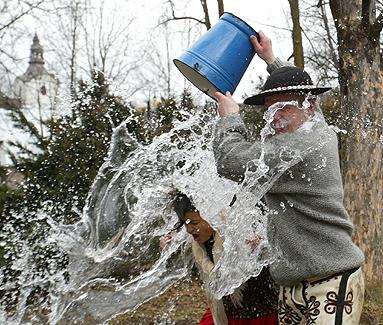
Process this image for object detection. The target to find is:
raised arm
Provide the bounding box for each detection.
[251,30,293,73]
[250,30,275,65]
[213,92,264,182]
[212,32,294,182]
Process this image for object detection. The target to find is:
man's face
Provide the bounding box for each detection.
[183,211,213,244]
[264,93,314,134]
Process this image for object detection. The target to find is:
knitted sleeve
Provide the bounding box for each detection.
[213,114,271,183]
[213,115,328,184]
[267,57,294,74]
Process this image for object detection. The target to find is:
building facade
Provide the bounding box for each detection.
[0,34,59,167]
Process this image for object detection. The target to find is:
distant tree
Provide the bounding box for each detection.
[145,22,175,98]
[2,72,198,220]
[0,70,137,315]
[0,167,23,232]
[4,70,131,219]
[179,89,196,112]
[136,90,196,144]
[80,1,143,95]
[299,0,339,85]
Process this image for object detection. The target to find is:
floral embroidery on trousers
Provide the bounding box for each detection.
[279,287,302,325]
[278,267,364,325]
[324,291,354,315]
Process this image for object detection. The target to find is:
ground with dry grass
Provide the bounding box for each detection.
[360,286,383,325]
[110,278,207,325]
[110,279,383,325]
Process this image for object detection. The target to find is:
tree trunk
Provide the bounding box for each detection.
[329,0,383,286]
[288,0,304,68]
[70,2,80,101]
[217,0,224,17]
[200,0,211,30]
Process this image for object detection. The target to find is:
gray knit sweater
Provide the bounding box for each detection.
[213,61,364,286]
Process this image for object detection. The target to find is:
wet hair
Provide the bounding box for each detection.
[172,192,197,230]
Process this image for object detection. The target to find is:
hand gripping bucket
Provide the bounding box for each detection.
[174,12,258,99]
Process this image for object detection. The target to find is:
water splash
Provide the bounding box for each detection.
[1,100,335,324]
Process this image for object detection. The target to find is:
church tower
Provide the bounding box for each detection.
[13,34,59,110]
[0,34,60,166]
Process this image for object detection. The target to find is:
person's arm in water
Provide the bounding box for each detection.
[159,234,173,251]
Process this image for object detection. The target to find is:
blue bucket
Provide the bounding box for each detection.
[174,12,258,99]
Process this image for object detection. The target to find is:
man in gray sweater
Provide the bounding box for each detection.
[213,31,365,325]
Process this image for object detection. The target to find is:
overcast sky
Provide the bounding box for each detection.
[6,0,295,102]
[130,0,294,101]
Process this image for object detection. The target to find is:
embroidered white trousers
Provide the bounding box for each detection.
[278,268,364,325]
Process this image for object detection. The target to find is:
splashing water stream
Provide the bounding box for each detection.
[1,100,336,324]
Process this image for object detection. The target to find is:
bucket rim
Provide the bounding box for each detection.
[220,12,258,37]
[173,58,222,100]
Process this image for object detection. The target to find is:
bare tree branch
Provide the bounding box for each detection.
[70,1,80,99]
[0,0,44,32]
[159,15,205,26]
[319,2,339,70]
[245,18,292,32]
[0,47,19,62]
[159,0,205,27]
[298,0,339,84]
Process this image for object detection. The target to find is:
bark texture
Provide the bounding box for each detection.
[329,0,383,286]
[288,0,305,68]
[217,0,224,17]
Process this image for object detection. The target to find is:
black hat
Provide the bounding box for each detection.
[244,66,332,105]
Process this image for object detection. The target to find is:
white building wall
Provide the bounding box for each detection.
[13,73,59,111]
